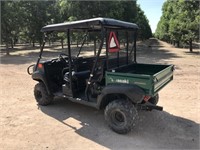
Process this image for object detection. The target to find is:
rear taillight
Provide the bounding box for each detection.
[38,63,43,69]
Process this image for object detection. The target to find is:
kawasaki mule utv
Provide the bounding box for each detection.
[27,18,174,134]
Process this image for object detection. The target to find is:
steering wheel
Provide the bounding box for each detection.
[59,53,69,63]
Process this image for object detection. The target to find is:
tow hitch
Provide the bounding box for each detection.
[138,102,163,111]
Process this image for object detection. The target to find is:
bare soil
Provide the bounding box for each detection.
[0,39,199,149]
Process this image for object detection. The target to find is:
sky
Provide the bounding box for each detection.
[137,0,166,33]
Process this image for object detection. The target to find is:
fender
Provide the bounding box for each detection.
[97,84,145,109]
[32,71,51,95]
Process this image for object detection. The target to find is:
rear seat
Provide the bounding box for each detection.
[73,57,94,72]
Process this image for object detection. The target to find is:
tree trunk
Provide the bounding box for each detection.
[94,39,96,56]
[61,39,64,49]
[6,42,9,55]
[77,40,79,47]
[11,39,14,48]
[14,38,16,46]
[32,40,35,47]
[177,41,180,48]
[14,37,17,46]
[189,39,193,52]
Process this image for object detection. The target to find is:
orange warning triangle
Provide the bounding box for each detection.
[108,32,120,53]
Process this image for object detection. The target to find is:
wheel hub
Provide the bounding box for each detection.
[111,110,125,126]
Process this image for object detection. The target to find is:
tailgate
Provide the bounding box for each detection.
[153,64,174,94]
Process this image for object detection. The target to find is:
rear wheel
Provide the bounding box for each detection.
[104,99,137,134]
[149,94,159,105]
[34,82,53,106]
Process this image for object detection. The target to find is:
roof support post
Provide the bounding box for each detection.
[85,27,106,100]
[67,29,73,93]
[116,31,119,67]
[126,31,129,64]
[35,33,47,71]
[134,31,137,63]
[106,29,109,70]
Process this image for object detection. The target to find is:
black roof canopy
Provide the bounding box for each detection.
[41,17,139,32]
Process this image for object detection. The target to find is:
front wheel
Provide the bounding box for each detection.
[34,82,53,106]
[104,99,138,134]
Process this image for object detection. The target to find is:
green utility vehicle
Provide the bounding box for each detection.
[27,18,174,134]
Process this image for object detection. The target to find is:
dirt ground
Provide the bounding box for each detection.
[0,39,199,149]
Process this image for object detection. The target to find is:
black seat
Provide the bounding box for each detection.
[72,70,90,92]
[64,70,90,93]
[72,70,90,80]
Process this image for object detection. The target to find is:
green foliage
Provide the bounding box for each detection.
[1,0,152,51]
[1,1,24,46]
[1,1,57,47]
[155,0,199,51]
[135,5,152,40]
[20,1,58,46]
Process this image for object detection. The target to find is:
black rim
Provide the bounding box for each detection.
[111,110,126,126]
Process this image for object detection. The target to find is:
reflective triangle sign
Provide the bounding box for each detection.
[108,32,120,52]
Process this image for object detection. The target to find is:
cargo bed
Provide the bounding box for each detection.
[106,63,174,96]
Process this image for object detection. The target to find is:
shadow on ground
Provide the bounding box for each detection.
[0,44,62,53]
[0,51,64,65]
[0,45,95,65]
[136,46,181,64]
[39,98,199,149]
[1,44,180,65]
[1,38,198,65]
[184,51,200,55]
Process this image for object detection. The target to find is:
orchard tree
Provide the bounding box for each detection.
[155,0,199,52]
[177,0,199,52]
[1,0,152,55]
[135,5,152,40]
[1,1,24,54]
[21,1,54,47]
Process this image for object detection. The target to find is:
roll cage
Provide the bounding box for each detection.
[36,17,139,100]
